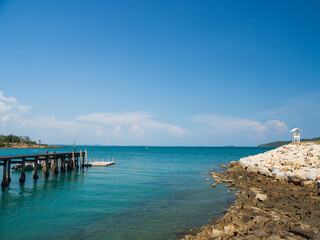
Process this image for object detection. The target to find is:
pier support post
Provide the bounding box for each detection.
[7,159,11,182]
[82,151,85,168]
[50,157,54,171]
[54,156,59,174]
[44,156,49,177]
[1,161,8,187]
[85,150,88,166]
[61,156,66,172]
[67,156,72,170]
[72,152,76,170]
[33,158,39,179]
[79,150,83,168]
[19,158,26,183]
[76,156,79,169]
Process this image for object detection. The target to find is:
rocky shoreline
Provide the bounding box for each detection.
[180,143,320,240]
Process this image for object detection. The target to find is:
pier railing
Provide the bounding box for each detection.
[0,150,88,187]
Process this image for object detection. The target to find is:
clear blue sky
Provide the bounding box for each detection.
[0,0,319,146]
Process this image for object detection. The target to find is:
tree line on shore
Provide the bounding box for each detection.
[0,134,48,148]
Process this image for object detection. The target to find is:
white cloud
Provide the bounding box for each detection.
[77,112,188,136]
[0,101,12,112]
[0,91,17,103]
[129,124,144,137]
[0,92,32,134]
[193,114,288,138]
[266,120,288,134]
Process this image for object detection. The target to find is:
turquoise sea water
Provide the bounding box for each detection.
[0,146,270,240]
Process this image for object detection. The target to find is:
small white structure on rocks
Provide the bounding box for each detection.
[290,128,302,143]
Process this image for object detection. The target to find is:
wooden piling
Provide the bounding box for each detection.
[19,158,26,183]
[51,157,55,171]
[67,156,72,170]
[54,156,59,174]
[44,156,49,177]
[61,156,66,172]
[72,151,75,169]
[33,158,39,179]
[76,156,79,169]
[7,159,11,182]
[1,160,8,187]
[85,150,88,165]
[79,150,82,168]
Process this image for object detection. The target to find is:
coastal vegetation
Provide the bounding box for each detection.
[0,134,48,148]
[258,137,320,147]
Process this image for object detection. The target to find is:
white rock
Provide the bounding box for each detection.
[259,167,270,176]
[256,193,268,201]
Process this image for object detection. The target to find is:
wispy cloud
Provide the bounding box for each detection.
[76,112,188,137]
[192,114,288,138]
[0,91,17,103]
[0,92,31,127]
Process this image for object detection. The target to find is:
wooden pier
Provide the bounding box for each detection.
[0,150,89,187]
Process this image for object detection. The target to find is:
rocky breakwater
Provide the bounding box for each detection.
[180,143,320,240]
[240,143,320,188]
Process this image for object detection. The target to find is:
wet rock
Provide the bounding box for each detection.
[221,164,227,168]
[229,161,237,167]
[211,183,217,187]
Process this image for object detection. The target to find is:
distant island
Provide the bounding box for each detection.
[0,134,61,149]
[258,137,320,147]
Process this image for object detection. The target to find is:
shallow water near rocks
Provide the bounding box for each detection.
[0,146,270,240]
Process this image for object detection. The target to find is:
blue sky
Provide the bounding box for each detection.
[0,0,319,146]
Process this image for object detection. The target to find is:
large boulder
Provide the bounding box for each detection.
[307,169,320,181]
[275,171,286,181]
[259,167,270,176]
[256,193,268,201]
[301,180,317,189]
[287,169,307,185]
[281,166,291,172]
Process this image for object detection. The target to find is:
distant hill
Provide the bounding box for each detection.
[258,137,320,147]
